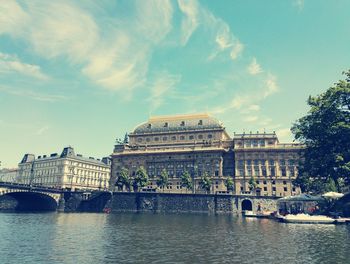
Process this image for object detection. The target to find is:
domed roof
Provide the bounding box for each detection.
[132,113,224,134]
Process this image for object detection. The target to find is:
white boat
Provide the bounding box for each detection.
[281,213,335,224]
[243,210,272,218]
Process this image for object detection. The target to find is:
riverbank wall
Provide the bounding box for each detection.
[109,192,279,214]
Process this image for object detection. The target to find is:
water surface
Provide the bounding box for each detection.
[0,213,349,264]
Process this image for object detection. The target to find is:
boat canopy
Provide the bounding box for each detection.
[278,194,325,202]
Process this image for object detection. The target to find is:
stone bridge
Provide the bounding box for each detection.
[0,182,63,211]
[0,182,112,212]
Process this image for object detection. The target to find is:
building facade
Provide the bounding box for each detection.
[0,168,19,183]
[111,114,234,193]
[111,114,302,197]
[18,147,111,191]
[233,133,302,197]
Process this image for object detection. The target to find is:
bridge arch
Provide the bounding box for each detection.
[1,191,58,211]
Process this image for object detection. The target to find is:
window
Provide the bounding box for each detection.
[146,138,150,142]
[264,187,267,191]
[283,181,287,185]
[198,135,203,139]
[189,135,194,140]
[270,168,275,177]
[281,168,286,176]
[284,187,288,192]
[180,135,185,140]
[208,134,213,139]
[171,136,176,141]
[162,137,168,141]
[154,137,159,141]
[263,181,267,185]
[272,187,276,191]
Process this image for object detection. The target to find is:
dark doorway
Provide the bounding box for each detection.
[242,199,253,211]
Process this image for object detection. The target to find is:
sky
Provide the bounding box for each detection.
[0,0,350,168]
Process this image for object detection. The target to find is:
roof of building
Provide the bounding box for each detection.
[19,147,110,167]
[132,113,224,134]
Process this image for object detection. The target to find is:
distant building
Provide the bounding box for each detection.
[0,168,19,183]
[111,113,234,193]
[18,147,111,191]
[111,113,302,197]
[233,132,302,197]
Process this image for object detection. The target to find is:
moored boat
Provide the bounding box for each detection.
[243,210,272,218]
[281,213,335,224]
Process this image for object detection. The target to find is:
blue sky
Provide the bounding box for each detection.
[0,0,349,168]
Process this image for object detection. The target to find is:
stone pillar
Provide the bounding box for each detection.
[219,157,223,177]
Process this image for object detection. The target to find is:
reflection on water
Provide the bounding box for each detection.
[0,213,349,264]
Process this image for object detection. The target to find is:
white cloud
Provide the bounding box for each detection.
[276,128,293,141]
[247,58,263,75]
[149,72,181,111]
[26,1,99,63]
[177,0,199,45]
[244,116,258,123]
[205,12,244,61]
[0,0,174,93]
[293,0,304,11]
[0,0,29,36]
[240,104,260,114]
[0,52,48,80]
[230,41,244,60]
[35,126,49,135]
[0,85,67,102]
[264,74,279,97]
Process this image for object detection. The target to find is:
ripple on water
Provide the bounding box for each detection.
[0,213,349,264]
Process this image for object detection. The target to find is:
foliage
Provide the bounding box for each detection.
[156,169,169,191]
[132,166,149,192]
[199,172,212,193]
[292,70,350,193]
[180,170,193,190]
[225,177,234,192]
[248,176,257,191]
[115,167,131,191]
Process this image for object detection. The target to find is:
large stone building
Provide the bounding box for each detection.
[18,147,111,191]
[111,114,234,193]
[111,113,302,197]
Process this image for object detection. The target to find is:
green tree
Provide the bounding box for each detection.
[199,172,212,193]
[225,177,234,192]
[115,167,131,191]
[292,70,350,193]
[156,169,169,192]
[180,170,193,191]
[248,176,257,192]
[133,166,149,192]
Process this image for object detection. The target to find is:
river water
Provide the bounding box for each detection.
[0,213,349,264]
